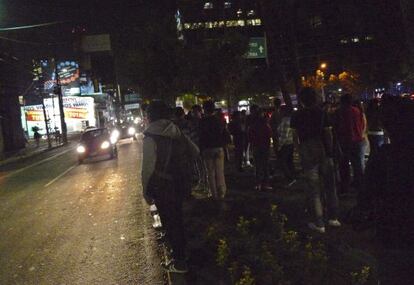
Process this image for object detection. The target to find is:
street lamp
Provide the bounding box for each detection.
[320,62,327,69]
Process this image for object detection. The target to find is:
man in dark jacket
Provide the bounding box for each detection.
[249,108,272,190]
[228,111,246,172]
[291,88,340,233]
[199,100,227,199]
[142,101,199,273]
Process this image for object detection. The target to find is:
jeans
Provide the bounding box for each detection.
[278,144,295,181]
[253,146,270,185]
[202,148,227,199]
[299,139,339,226]
[339,141,365,193]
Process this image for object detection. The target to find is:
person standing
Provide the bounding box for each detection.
[359,96,414,284]
[366,98,385,158]
[291,87,340,233]
[277,105,296,186]
[142,101,199,273]
[228,111,246,172]
[33,127,41,147]
[270,98,283,156]
[334,94,366,194]
[199,100,227,199]
[249,108,272,191]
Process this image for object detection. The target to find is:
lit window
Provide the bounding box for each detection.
[226,20,238,27]
[204,2,213,9]
[247,10,255,17]
[237,20,245,26]
[352,37,360,43]
[184,23,191,30]
[206,22,213,29]
[249,18,262,26]
[237,9,243,17]
[218,21,225,27]
[224,1,232,9]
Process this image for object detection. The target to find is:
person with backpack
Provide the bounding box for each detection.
[290,88,340,233]
[142,101,199,273]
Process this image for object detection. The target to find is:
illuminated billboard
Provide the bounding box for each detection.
[33,59,81,96]
[21,96,96,137]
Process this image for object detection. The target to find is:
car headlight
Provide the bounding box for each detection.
[110,135,118,144]
[77,145,86,153]
[128,127,136,135]
[134,117,142,124]
[101,141,110,149]
[111,129,120,139]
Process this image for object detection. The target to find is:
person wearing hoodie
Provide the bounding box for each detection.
[142,101,199,274]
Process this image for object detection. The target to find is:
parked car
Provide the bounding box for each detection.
[77,128,117,164]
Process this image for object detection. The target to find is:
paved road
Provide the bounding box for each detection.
[0,137,164,285]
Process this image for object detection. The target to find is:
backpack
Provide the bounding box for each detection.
[146,132,192,199]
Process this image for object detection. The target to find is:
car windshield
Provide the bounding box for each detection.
[81,129,107,141]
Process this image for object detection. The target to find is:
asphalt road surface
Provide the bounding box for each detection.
[0,136,164,285]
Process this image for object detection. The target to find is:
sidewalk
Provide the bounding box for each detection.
[0,133,81,167]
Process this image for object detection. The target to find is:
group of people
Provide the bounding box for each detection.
[141,100,231,273]
[141,89,413,281]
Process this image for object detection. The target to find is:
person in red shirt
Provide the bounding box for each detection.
[249,108,272,191]
[334,94,366,194]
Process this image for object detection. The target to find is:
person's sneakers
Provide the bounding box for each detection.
[328,219,342,227]
[162,259,188,274]
[308,222,326,233]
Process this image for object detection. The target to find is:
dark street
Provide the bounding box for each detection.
[0,137,163,285]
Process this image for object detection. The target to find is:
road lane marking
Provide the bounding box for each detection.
[44,164,76,188]
[2,147,74,179]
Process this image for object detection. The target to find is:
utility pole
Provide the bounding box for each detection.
[55,63,68,144]
[41,98,52,149]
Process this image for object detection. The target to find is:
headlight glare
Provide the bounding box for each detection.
[101,141,110,149]
[128,127,136,135]
[77,145,86,153]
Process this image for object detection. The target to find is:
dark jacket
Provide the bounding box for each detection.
[248,117,272,148]
[142,120,199,202]
[199,115,225,151]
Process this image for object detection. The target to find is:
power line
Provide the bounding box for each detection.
[0,35,70,46]
[0,21,67,32]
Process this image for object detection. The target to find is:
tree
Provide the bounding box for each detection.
[258,0,295,109]
[175,31,253,108]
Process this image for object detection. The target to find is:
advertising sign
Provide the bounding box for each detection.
[22,96,96,137]
[33,59,81,96]
[81,34,111,53]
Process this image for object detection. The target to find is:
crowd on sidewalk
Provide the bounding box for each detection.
[140,88,414,283]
